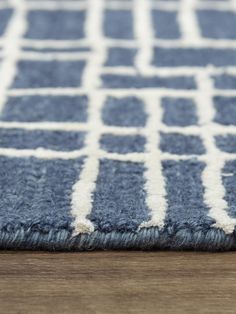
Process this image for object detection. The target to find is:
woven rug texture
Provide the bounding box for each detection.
[0,0,236,250]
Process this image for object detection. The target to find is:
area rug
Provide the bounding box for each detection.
[1,0,236,251]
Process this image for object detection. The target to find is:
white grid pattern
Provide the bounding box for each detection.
[0,0,27,113]
[71,0,105,235]
[196,72,236,234]
[0,0,235,235]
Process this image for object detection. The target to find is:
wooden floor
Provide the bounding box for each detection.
[0,251,236,314]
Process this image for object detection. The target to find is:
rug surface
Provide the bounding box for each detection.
[1,0,236,250]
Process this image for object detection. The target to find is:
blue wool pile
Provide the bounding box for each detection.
[0,0,236,250]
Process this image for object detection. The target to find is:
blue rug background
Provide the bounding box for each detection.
[0,0,236,250]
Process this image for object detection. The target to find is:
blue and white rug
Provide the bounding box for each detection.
[0,0,236,250]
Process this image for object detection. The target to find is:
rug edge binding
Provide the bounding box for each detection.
[0,225,235,251]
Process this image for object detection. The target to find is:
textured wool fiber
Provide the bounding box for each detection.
[0,0,236,250]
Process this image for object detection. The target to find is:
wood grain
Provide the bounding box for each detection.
[0,251,236,314]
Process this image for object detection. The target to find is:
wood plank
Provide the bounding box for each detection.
[0,251,236,314]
